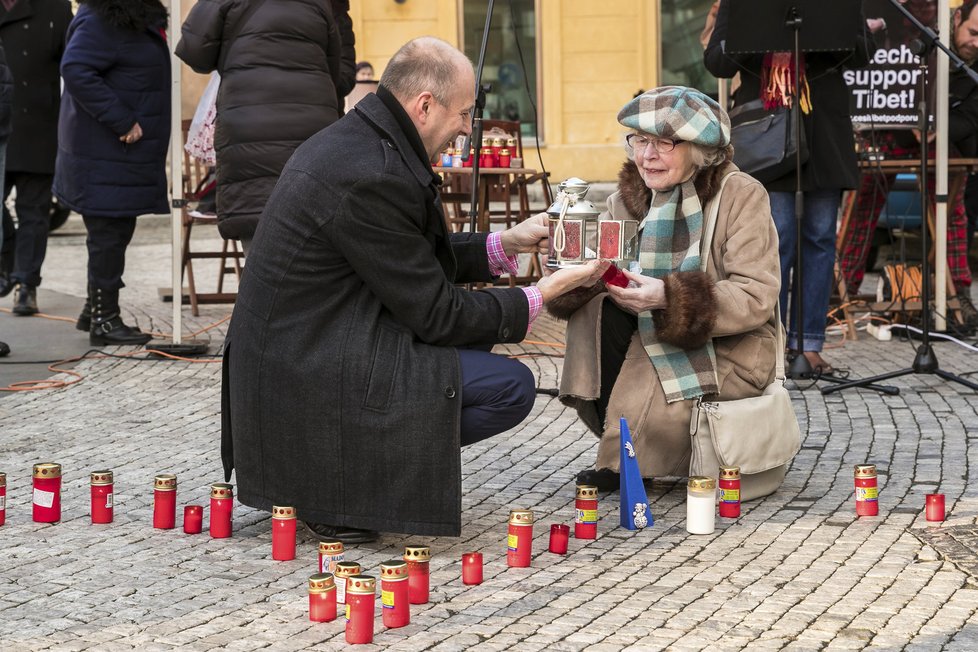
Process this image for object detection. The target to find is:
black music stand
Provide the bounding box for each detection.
[822,0,978,395]
[727,0,897,395]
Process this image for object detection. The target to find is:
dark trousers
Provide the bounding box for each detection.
[82,215,137,290]
[458,348,536,446]
[596,300,638,427]
[2,172,54,287]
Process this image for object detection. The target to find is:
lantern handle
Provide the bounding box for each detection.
[551,191,573,256]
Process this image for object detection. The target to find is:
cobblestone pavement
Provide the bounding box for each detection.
[1,216,978,651]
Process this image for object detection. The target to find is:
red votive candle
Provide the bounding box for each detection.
[404,545,430,604]
[854,465,879,517]
[309,573,337,622]
[380,559,410,629]
[334,561,361,606]
[319,539,344,574]
[549,523,570,554]
[575,484,598,539]
[33,462,62,523]
[0,472,7,526]
[90,470,113,524]
[719,466,741,518]
[183,505,203,534]
[601,264,629,288]
[926,493,945,522]
[345,575,376,644]
[152,474,177,529]
[462,552,483,585]
[270,505,296,560]
[507,509,534,567]
[209,482,233,538]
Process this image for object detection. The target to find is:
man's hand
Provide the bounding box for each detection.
[605,268,666,314]
[499,212,549,256]
[536,259,610,303]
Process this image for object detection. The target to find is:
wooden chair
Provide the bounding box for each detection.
[180,119,243,315]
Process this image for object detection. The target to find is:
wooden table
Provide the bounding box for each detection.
[434,166,547,286]
[434,166,542,233]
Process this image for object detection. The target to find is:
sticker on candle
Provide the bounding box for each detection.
[856,486,878,501]
[507,534,518,551]
[33,488,54,508]
[336,581,346,604]
[105,494,114,508]
[576,509,597,524]
[345,604,351,622]
[382,590,394,609]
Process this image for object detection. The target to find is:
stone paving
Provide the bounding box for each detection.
[1,216,978,650]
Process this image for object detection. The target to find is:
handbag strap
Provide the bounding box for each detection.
[217,0,269,73]
[700,170,786,381]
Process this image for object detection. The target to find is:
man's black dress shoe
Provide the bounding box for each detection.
[303,520,379,544]
[0,341,9,357]
[12,284,37,316]
[576,467,621,492]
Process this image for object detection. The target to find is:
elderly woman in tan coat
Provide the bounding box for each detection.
[551,86,782,491]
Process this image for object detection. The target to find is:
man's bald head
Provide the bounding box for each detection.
[380,37,474,105]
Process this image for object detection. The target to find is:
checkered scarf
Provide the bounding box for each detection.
[637,181,719,403]
[619,86,728,402]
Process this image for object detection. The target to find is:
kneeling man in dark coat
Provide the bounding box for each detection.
[222,36,606,543]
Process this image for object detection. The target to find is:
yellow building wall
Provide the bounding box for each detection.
[174,0,660,182]
[351,0,659,182]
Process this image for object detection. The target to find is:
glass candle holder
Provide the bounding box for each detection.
[462,552,483,585]
[271,505,296,561]
[925,493,945,522]
[549,523,570,554]
[183,505,203,534]
[345,575,376,644]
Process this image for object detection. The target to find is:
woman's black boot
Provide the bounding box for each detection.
[76,285,92,332]
[90,287,151,346]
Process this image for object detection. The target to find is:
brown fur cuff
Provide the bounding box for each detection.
[545,283,606,321]
[651,271,717,349]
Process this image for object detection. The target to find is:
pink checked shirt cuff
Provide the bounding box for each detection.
[485,232,542,325]
[523,286,543,324]
[486,232,519,276]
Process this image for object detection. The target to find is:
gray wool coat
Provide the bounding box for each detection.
[222,88,531,536]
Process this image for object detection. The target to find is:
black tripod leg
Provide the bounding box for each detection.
[934,369,978,391]
[816,374,901,395]
[820,367,914,395]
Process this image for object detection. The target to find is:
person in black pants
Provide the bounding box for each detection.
[0,0,72,315]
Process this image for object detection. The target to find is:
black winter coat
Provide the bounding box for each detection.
[52,0,170,218]
[222,89,531,536]
[0,0,72,174]
[0,42,14,142]
[176,0,356,240]
[704,0,876,193]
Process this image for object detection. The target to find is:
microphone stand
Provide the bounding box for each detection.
[823,0,978,394]
[467,0,495,234]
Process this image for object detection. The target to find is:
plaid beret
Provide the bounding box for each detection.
[617,86,731,148]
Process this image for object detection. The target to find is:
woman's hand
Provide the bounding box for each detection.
[499,212,549,256]
[605,268,666,314]
[537,259,610,303]
[120,122,143,145]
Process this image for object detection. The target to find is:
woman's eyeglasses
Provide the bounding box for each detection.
[626,133,679,154]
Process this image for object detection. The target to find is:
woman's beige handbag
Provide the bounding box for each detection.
[687,172,801,500]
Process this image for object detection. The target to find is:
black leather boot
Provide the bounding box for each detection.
[76,285,92,332]
[90,287,151,346]
[12,284,38,316]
